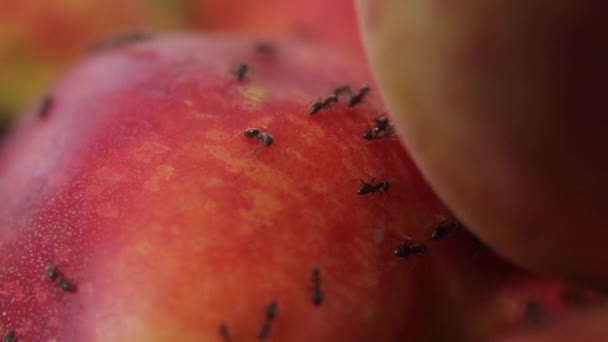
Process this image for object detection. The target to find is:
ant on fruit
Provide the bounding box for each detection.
[362,114,395,140]
[346,84,370,107]
[311,266,324,306]
[430,219,465,240]
[218,322,231,342]
[45,264,76,293]
[239,127,274,150]
[309,94,338,114]
[394,237,427,259]
[356,179,390,195]
[232,63,249,81]
[257,300,278,340]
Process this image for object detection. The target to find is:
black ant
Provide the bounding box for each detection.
[311,266,324,306]
[233,63,249,81]
[430,220,464,240]
[362,114,395,140]
[331,84,353,97]
[356,179,389,195]
[242,127,274,148]
[3,330,15,342]
[394,239,427,259]
[39,94,53,118]
[45,264,76,292]
[258,300,278,340]
[265,300,278,320]
[309,94,338,114]
[219,322,231,342]
[346,84,370,107]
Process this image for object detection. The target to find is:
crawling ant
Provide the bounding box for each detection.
[258,321,272,340]
[309,94,338,114]
[362,114,395,140]
[356,179,389,195]
[242,127,274,148]
[218,322,231,342]
[39,94,53,118]
[58,278,75,292]
[331,84,353,97]
[45,264,76,292]
[265,300,278,320]
[233,63,249,81]
[346,84,370,107]
[431,220,464,240]
[311,266,324,306]
[258,300,278,340]
[394,239,427,259]
[3,330,14,342]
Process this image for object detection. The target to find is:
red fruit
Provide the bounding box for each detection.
[0,34,601,341]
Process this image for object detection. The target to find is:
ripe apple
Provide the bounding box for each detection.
[0,33,600,341]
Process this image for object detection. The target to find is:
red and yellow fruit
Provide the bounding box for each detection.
[0,34,599,341]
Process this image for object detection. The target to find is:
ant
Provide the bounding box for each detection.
[311,266,324,306]
[331,84,353,97]
[394,238,427,259]
[233,63,249,81]
[309,94,338,114]
[356,179,389,195]
[218,322,231,342]
[362,115,395,140]
[346,84,370,107]
[3,330,15,342]
[45,264,76,293]
[258,300,278,340]
[430,220,464,240]
[241,127,274,148]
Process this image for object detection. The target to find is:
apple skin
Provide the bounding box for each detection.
[0,34,600,341]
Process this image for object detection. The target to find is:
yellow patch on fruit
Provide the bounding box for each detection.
[238,188,283,230]
[132,141,172,163]
[238,84,266,108]
[143,164,175,192]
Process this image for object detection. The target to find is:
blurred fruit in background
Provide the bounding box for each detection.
[0,0,359,125]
